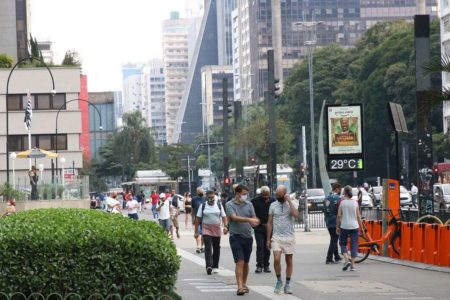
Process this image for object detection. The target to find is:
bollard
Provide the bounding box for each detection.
[438,225,450,267]
[424,224,439,265]
[411,223,426,263]
[400,222,413,261]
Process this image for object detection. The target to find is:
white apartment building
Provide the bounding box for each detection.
[146,59,167,145]
[162,14,192,144]
[0,67,84,183]
[122,69,149,118]
[441,0,450,133]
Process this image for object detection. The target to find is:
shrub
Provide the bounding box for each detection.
[0,53,13,68]
[0,209,180,298]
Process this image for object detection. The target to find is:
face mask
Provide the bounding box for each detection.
[240,195,248,201]
[277,196,284,202]
[198,193,204,197]
[207,197,215,203]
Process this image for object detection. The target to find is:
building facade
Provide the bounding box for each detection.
[88,92,115,161]
[233,0,438,104]
[201,65,234,130]
[0,68,84,183]
[146,59,167,145]
[162,13,192,144]
[0,0,31,61]
[442,0,450,133]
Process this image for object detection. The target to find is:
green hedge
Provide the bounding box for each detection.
[0,209,180,298]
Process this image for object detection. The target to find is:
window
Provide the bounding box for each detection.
[7,93,66,111]
[7,134,67,151]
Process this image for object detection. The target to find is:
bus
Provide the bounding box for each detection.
[121,170,177,196]
[229,164,294,195]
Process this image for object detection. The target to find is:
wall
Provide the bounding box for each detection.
[0,199,90,213]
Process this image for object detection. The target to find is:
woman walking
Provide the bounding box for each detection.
[337,185,364,271]
[184,192,192,228]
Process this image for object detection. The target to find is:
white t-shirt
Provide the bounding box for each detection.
[126,200,139,214]
[105,198,120,212]
[340,198,359,230]
[159,199,172,220]
[411,185,418,195]
[196,200,226,225]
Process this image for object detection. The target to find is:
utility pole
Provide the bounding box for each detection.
[234,101,244,182]
[267,49,278,194]
[302,126,310,232]
[222,78,230,192]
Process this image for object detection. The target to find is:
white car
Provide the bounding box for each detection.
[400,186,412,207]
[343,188,374,208]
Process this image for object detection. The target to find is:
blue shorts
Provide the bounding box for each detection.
[229,234,253,263]
[198,224,203,235]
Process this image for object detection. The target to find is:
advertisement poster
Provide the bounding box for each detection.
[328,105,363,155]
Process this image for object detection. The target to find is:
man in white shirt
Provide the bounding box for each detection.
[105,192,121,214]
[411,183,418,208]
[126,197,139,220]
[157,193,172,234]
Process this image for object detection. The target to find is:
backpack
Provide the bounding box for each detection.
[200,201,223,220]
[323,192,339,218]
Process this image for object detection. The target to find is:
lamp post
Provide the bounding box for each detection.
[5,56,55,184]
[294,20,323,188]
[10,152,17,189]
[55,99,103,172]
[60,157,66,190]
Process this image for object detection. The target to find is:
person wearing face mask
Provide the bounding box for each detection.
[251,186,274,274]
[194,190,228,275]
[192,187,206,253]
[266,185,299,295]
[226,185,260,296]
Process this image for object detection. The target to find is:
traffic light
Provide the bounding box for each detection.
[300,163,305,178]
[250,157,256,165]
[274,78,281,98]
[224,176,231,186]
[227,103,233,119]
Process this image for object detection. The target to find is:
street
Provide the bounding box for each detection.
[134,210,450,300]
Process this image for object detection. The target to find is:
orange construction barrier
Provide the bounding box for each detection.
[373,220,382,241]
[438,225,450,267]
[423,224,439,265]
[400,222,413,261]
[411,223,426,263]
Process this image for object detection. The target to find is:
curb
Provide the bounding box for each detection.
[367,255,450,274]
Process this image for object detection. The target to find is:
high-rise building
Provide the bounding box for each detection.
[441,0,450,133]
[201,65,234,130]
[146,59,167,146]
[172,0,238,144]
[162,13,192,144]
[233,0,438,104]
[122,67,148,116]
[0,0,31,61]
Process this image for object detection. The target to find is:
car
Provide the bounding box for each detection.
[357,188,374,208]
[433,184,450,212]
[400,186,412,207]
[300,188,325,210]
[371,186,383,206]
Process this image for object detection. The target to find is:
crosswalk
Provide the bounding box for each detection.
[184,278,237,293]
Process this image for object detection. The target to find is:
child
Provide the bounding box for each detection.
[5,199,16,216]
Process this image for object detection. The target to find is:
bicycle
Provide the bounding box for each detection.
[356,208,401,263]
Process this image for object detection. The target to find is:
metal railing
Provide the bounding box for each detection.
[361,207,450,223]
[294,209,326,229]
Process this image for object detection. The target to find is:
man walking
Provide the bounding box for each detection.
[192,187,206,253]
[150,190,159,219]
[266,185,299,294]
[157,193,172,235]
[411,182,418,208]
[323,183,342,264]
[169,190,180,239]
[226,185,260,296]
[251,186,274,273]
[194,190,228,275]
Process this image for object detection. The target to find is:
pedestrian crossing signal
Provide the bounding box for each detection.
[224,176,231,186]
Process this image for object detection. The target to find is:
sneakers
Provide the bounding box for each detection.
[255,267,263,273]
[326,260,338,264]
[264,266,272,273]
[342,261,351,271]
[212,268,219,274]
[274,280,283,294]
[335,256,343,263]
[284,284,293,294]
[196,248,201,254]
[350,266,356,271]
[200,247,205,253]
[206,267,212,275]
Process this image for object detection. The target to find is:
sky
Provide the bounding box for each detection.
[31,0,203,92]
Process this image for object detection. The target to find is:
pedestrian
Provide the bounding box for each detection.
[337,185,365,272]
[266,185,299,294]
[251,186,274,274]
[169,190,180,239]
[194,190,228,275]
[157,193,172,234]
[126,195,139,220]
[411,182,418,208]
[192,187,206,253]
[137,190,145,212]
[4,199,16,216]
[105,192,121,214]
[184,192,192,228]
[29,166,38,200]
[226,184,260,296]
[323,183,343,264]
[151,190,160,219]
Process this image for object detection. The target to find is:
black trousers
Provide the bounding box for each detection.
[254,229,270,268]
[327,227,340,261]
[203,235,221,269]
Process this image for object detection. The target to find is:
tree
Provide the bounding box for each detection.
[62,50,81,66]
[158,144,192,179]
[0,53,13,68]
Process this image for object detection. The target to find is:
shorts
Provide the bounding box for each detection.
[229,234,253,263]
[185,207,192,214]
[171,214,179,228]
[159,218,171,231]
[272,236,296,255]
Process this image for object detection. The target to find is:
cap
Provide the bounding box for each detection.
[256,188,261,195]
[159,193,166,199]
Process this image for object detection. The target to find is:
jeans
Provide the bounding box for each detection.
[326,227,340,261]
[203,235,221,269]
[31,184,38,200]
[254,228,270,268]
[128,213,139,220]
[339,229,359,258]
[152,204,159,219]
[412,195,417,207]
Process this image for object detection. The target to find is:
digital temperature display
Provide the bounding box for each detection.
[327,157,364,171]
